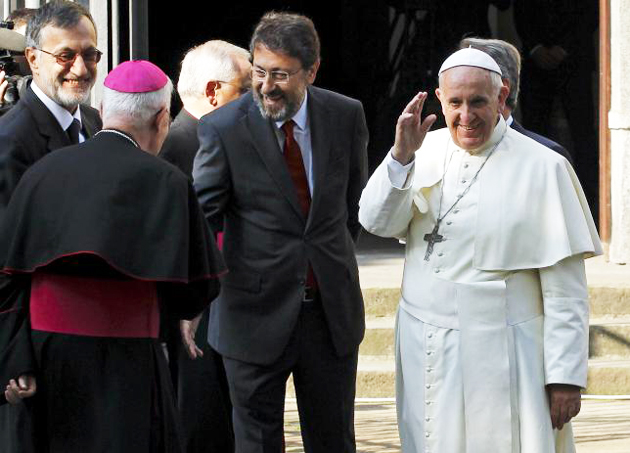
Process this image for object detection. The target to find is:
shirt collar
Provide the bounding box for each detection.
[31,80,82,132]
[506,115,514,127]
[275,90,308,131]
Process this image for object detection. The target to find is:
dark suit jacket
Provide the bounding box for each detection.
[159,108,199,178]
[510,119,574,165]
[193,86,369,365]
[0,86,102,221]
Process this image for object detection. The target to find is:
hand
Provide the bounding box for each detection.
[0,71,8,106]
[547,383,581,430]
[180,314,204,359]
[392,92,437,165]
[5,374,37,404]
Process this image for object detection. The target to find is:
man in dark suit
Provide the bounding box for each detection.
[161,40,250,177]
[0,1,101,221]
[193,11,368,453]
[0,2,101,451]
[460,37,574,164]
[160,39,251,453]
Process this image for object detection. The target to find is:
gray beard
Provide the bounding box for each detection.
[252,89,299,122]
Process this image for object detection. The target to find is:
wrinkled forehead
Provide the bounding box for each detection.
[439,66,496,93]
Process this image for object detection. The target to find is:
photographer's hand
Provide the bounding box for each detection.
[0,70,7,107]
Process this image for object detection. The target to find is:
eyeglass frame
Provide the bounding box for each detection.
[251,66,302,84]
[35,47,103,67]
[214,80,250,95]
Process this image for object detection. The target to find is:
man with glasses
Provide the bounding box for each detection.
[159,39,251,453]
[0,1,101,221]
[0,3,101,452]
[193,11,368,453]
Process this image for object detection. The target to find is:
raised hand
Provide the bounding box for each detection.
[392,92,437,165]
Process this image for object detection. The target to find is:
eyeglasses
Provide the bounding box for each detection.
[216,80,250,95]
[252,67,301,84]
[36,47,103,67]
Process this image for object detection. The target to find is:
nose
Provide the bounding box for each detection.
[70,54,89,77]
[260,75,276,94]
[459,103,474,124]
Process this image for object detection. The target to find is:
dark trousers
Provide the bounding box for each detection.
[223,299,359,453]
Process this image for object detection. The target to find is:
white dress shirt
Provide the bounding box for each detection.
[31,80,85,143]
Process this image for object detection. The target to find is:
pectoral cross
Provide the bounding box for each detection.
[424,223,444,261]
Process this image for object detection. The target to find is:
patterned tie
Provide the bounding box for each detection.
[67,118,81,145]
[281,120,310,217]
[281,120,317,291]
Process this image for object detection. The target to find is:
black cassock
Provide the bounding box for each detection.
[0,131,225,452]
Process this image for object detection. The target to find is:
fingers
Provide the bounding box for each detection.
[420,114,437,134]
[5,376,37,405]
[402,92,429,116]
[548,385,581,430]
[0,72,7,104]
[180,320,203,360]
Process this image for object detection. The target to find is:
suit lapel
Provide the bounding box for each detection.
[23,87,73,150]
[244,100,305,222]
[81,106,101,138]
[307,87,332,227]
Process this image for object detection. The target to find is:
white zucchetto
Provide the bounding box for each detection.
[438,47,502,76]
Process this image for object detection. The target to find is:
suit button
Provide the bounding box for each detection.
[299,279,305,285]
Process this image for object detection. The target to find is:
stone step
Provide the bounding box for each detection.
[361,287,630,319]
[338,357,630,398]
[286,355,630,399]
[360,316,630,359]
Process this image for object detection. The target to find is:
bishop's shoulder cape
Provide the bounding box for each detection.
[0,131,226,404]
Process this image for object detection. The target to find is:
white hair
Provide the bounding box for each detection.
[177,40,250,103]
[101,79,174,126]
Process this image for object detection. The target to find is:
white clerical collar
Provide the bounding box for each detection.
[275,90,308,131]
[31,80,82,132]
[506,115,514,127]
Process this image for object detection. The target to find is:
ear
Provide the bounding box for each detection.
[305,59,321,85]
[155,107,170,131]
[205,81,219,107]
[498,84,509,111]
[24,47,39,75]
[435,87,446,115]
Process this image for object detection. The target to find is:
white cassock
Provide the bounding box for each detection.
[359,116,602,453]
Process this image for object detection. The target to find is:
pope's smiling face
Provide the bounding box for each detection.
[436,66,507,152]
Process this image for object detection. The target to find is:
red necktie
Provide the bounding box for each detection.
[281,120,317,291]
[282,120,311,217]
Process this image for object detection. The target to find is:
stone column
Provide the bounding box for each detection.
[90,0,109,109]
[609,0,630,263]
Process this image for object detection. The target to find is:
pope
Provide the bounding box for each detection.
[359,48,602,452]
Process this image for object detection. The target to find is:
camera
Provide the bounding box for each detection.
[0,21,27,108]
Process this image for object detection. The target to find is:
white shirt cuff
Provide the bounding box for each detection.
[385,149,415,189]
